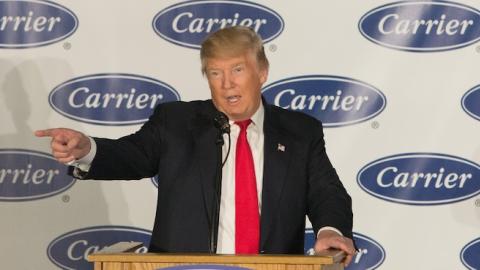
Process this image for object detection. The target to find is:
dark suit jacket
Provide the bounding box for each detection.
[81,99,353,254]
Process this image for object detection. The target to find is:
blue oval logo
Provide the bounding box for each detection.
[0,149,74,201]
[0,0,78,49]
[152,0,284,49]
[304,229,385,270]
[49,73,180,126]
[47,225,151,270]
[359,1,480,52]
[461,237,480,270]
[462,85,480,121]
[357,153,480,205]
[262,75,386,127]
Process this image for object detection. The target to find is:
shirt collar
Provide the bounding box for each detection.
[251,102,264,129]
[228,102,264,130]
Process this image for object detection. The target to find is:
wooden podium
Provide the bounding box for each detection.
[88,250,345,270]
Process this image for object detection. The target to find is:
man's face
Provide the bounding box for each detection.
[205,52,268,121]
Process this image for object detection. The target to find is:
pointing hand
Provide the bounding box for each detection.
[35,128,91,164]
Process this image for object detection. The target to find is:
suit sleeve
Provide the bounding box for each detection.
[306,121,353,239]
[81,104,167,180]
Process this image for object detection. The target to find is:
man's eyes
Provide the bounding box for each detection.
[208,70,220,77]
[207,66,244,77]
[233,66,244,73]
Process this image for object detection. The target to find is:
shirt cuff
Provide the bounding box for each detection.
[317,226,343,238]
[67,136,97,172]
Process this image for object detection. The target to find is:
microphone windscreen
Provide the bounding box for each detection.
[213,112,230,134]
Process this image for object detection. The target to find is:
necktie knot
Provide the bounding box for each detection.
[235,119,252,131]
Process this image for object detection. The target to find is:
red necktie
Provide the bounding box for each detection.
[235,120,260,254]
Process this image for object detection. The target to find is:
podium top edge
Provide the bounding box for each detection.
[88,250,345,264]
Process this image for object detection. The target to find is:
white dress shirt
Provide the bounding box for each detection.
[216,103,265,254]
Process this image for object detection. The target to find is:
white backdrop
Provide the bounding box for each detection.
[1,1,479,269]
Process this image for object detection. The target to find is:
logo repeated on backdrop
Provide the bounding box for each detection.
[461,237,480,270]
[0,149,74,201]
[47,225,151,270]
[0,0,78,48]
[304,229,385,270]
[357,153,480,205]
[359,1,480,52]
[49,73,180,126]
[461,84,480,121]
[262,75,386,127]
[152,0,284,49]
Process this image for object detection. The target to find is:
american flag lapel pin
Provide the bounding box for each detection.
[277,143,285,152]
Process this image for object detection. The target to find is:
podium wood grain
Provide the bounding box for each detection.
[88,250,345,270]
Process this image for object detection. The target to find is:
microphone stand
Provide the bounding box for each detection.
[210,112,231,254]
[210,130,224,253]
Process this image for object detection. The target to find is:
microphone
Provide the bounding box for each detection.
[213,111,230,135]
[212,111,231,164]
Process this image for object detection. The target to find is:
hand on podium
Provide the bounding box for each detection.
[314,230,356,267]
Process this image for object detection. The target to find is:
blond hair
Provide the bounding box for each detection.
[200,26,269,75]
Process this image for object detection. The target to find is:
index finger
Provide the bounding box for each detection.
[35,129,59,138]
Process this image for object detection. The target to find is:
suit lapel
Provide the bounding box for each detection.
[191,101,220,225]
[260,105,292,249]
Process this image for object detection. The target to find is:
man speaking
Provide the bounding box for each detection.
[36,26,356,266]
